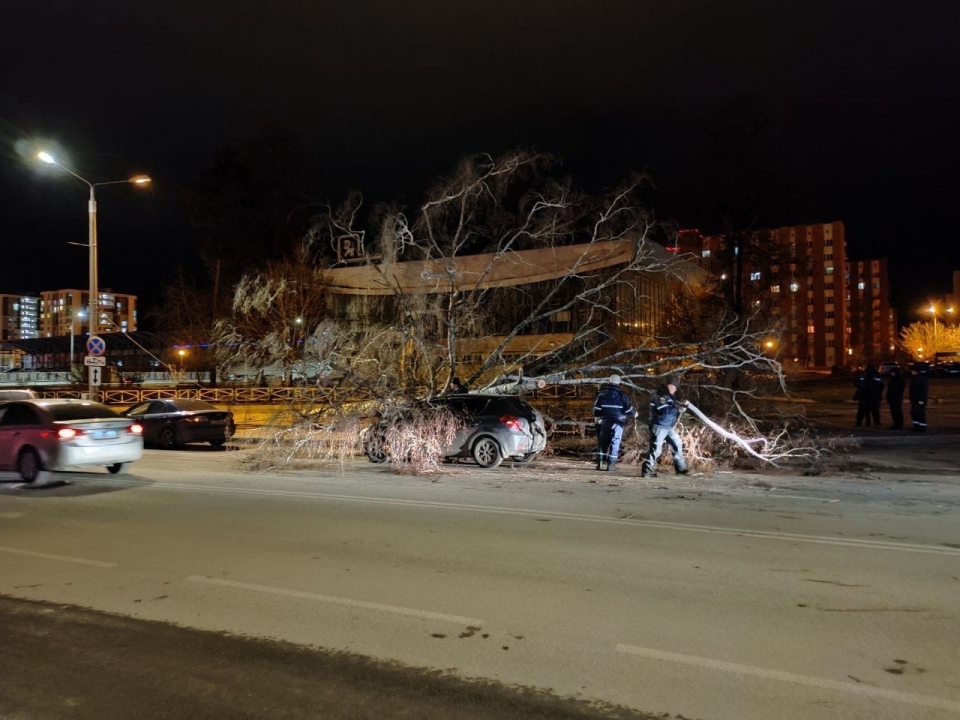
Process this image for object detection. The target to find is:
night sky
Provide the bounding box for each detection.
[1,1,956,323]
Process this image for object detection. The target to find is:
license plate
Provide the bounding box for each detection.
[93,430,118,440]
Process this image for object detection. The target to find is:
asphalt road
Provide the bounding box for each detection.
[1,448,959,720]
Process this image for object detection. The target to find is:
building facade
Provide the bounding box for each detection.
[38,289,137,338]
[699,221,895,368]
[0,294,40,341]
[846,258,897,361]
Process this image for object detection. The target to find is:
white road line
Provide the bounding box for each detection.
[0,545,116,568]
[615,644,960,713]
[187,575,483,626]
[99,478,960,557]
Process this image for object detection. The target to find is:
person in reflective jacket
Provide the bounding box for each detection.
[593,374,637,471]
[909,365,929,432]
[641,376,688,478]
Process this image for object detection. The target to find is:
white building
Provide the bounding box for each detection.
[39,289,137,337]
[0,294,40,340]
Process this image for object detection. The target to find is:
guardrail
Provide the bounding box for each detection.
[35,386,379,405]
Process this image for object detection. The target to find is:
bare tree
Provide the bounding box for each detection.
[900,321,960,360]
[220,151,805,468]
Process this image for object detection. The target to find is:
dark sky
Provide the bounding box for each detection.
[1,1,956,321]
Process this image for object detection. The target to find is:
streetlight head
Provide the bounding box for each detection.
[928,306,936,313]
[130,175,152,185]
[38,151,56,164]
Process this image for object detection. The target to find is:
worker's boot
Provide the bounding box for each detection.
[640,460,655,478]
[606,459,617,472]
[674,461,688,475]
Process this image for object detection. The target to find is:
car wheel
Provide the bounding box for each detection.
[159,426,179,449]
[107,462,131,475]
[471,437,503,469]
[17,448,46,483]
[209,438,226,448]
[514,452,538,463]
[366,431,388,463]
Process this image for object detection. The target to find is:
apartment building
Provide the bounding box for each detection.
[701,222,849,368]
[38,289,137,337]
[0,294,40,340]
[847,258,897,360]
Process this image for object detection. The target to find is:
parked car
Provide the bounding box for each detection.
[123,399,236,448]
[935,361,960,378]
[878,361,900,376]
[0,399,143,483]
[0,389,38,401]
[365,394,547,468]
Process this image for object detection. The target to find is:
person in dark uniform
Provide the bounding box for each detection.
[593,374,636,471]
[447,377,469,394]
[909,365,929,432]
[641,376,688,478]
[854,364,884,427]
[886,367,905,430]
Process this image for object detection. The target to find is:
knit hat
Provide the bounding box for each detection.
[609,374,621,385]
[665,375,680,388]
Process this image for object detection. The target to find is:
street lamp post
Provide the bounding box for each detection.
[37,151,150,401]
[927,304,955,361]
[67,309,86,379]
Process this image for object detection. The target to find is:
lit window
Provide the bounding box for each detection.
[750,272,761,281]
[807,325,816,334]
[825,266,834,275]
[858,281,865,290]
[771,285,781,293]
[702,250,711,258]
[790,282,799,292]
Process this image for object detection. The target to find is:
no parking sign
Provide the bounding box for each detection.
[86,335,106,357]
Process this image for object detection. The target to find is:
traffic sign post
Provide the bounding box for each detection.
[89,366,102,387]
[84,356,106,367]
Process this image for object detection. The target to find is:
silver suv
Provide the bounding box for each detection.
[365,394,547,468]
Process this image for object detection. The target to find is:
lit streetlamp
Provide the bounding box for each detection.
[927,304,955,358]
[37,151,151,400]
[68,308,86,378]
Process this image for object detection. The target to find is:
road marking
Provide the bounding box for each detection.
[187,575,483,626]
[615,644,960,713]
[99,478,960,557]
[0,545,116,568]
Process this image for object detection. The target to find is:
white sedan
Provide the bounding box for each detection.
[0,399,144,483]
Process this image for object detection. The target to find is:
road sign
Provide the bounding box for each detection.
[84,356,106,367]
[89,366,102,386]
[86,335,106,357]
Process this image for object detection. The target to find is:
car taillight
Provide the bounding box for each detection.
[128,423,144,435]
[58,427,82,440]
[181,415,209,423]
[500,415,523,431]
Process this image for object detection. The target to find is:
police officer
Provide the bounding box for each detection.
[641,376,688,477]
[909,364,929,432]
[886,367,905,430]
[593,374,637,471]
[854,364,884,427]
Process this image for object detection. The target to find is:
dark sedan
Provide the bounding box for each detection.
[123,399,235,449]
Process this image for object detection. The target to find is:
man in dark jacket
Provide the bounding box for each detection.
[641,376,688,477]
[909,365,930,432]
[854,364,884,427]
[593,374,636,471]
[886,367,905,430]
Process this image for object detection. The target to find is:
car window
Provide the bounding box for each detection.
[170,399,216,412]
[147,401,169,414]
[0,403,43,426]
[47,403,118,421]
[128,402,152,416]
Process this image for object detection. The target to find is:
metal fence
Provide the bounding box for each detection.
[35,386,378,406]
